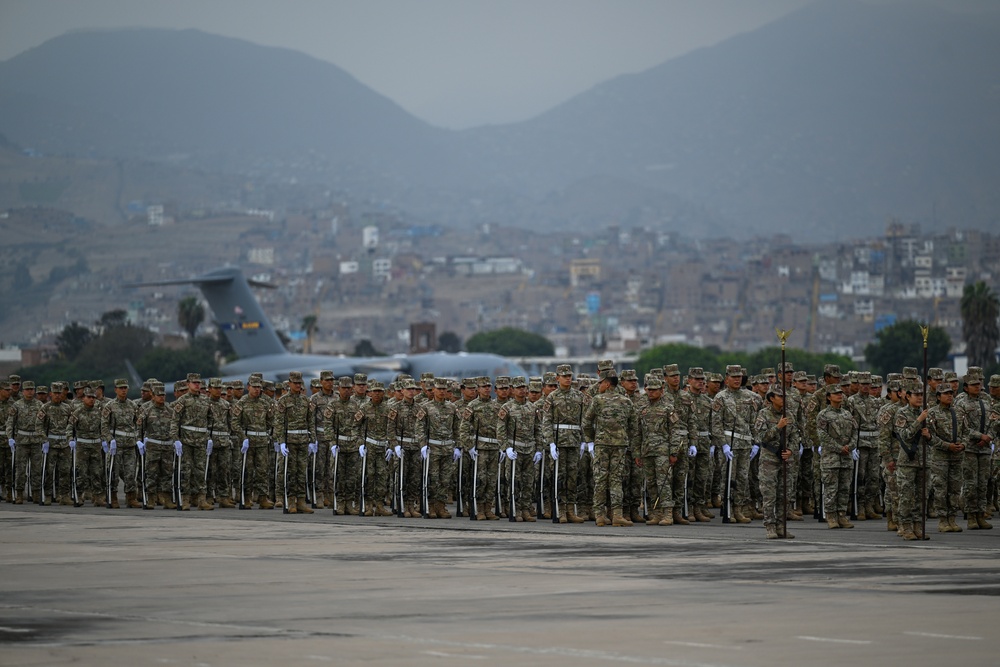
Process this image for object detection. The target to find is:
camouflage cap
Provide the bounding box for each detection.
[401,378,419,390]
[140,380,151,391]
[73,380,87,390]
[91,380,104,389]
[967,366,984,379]
[354,373,368,384]
[886,379,902,392]
[936,384,953,395]
[114,378,129,388]
[597,359,614,372]
[8,374,21,384]
[50,381,65,392]
[248,377,264,388]
[887,373,903,382]
[369,380,385,391]
[904,379,923,394]
[943,371,958,382]
[556,364,573,376]
[249,372,264,381]
[725,364,742,377]
[600,368,618,381]
[528,381,543,392]
[928,367,944,380]
[433,378,450,389]
[989,375,1000,388]
[338,376,354,388]
[964,374,982,385]
[449,380,461,393]
[82,386,95,397]
[420,372,435,381]
[511,376,527,388]
[644,374,663,389]
[708,372,724,383]
[649,368,664,378]
[619,369,638,381]
[857,372,871,384]
[825,384,843,396]
[310,378,321,388]
[687,367,705,379]
[319,370,334,381]
[806,374,817,383]
[663,364,680,377]
[870,375,882,387]
[902,367,918,379]
[396,374,413,382]
[847,371,859,383]
[287,371,303,383]
[208,377,223,388]
[152,384,166,396]
[461,378,477,388]
[263,380,275,391]
[792,370,808,382]
[761,367,775,377]
[543,372,557,385]
[839,377,851,388]
[186,372,201,383]
[36,385,48,394]
[823,364,842,378]
[494,376,511,388]
[779,362,794,372]
[21,380,35,390]
[752,374,766,385]
[0,381,9,391]
[766,383,785,397]
[231,379,243,390]
[476,376,491,387]
[173,381,185,392]
[529,375,542,384]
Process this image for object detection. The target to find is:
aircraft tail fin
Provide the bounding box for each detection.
[128,267,287,360]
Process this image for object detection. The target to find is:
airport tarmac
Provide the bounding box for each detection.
[1,503,998,666]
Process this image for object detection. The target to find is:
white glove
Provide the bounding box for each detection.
[330,444,338,458]
[359,444,367,458]
[137,441,146,456]
[7,438,14,450]
[506,447,517,460]
[241,439,249,453]
[206,440,213,456]
[750,444,759,459]
[580,442,587,454]
[110,439,119,455]
[280,443,289,457]
[710,445,715,457]
[533,451,543,464]
[818,446,822,455]
[308,442,318,454]
[587,442,595,455]
[799,444,804,456]
[384,448,393,462]
[550,442,559,460]
[42,441,50,454]
[69,440,76,450]
[421,445,429,460]
[469,447,478,461]
[688,445,697,457]
[851,449,859,461]
[453,447,462,461]
[722,444,733,461]
[174,440,183,457]
[394,445,402,458]
[102,441,109,454]
[273,441,281,453]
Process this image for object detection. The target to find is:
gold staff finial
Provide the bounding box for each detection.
[920,324,929,348]
[776,328,793,349]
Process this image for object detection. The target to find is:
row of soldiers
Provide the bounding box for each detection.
[4,364,999,540]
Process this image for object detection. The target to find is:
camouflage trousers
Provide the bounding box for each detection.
[473,449,500,511]
[75,443,104,501]
[623,449,642,510]
[577,446,594,509]
[732,447,753,506]
[1,442,13,496]
[108,445,139,496]
[759,452,791,527]
[427,446,453,504]
[711,446,724,499]
[781,444,800,510]
[671,454,691,514]
[553,445,582,508]
[857,446,880,508]
[280,442,309,499]
[334,445,361,506]
[963,451,991,514]
[13,443,38,498]
[749,453,761,504]
[643,453,674,512]
[46,446,73,501]
[691,447,712,507]
[593,445,627,515]
[315,440,333,500]
[931,452,963,517]
[180,443,208,497]
[206,445,233,501]
[881,460,899,518]
[820,456,852,515]
[799,448,815,509]
[268,446,284,501]
[812,447,824,508]
[503,451,536,513]
[895,463,927,524]
[143,444,174,501]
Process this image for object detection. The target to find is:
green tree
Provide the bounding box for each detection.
[465,328,554,357]
[56,322,93,361]
[864,320,951,377]
[438,331,462,353]
[301,314,319,354]
[98,309,128,330]
[961,281,999,369]
[177,296,205,339]
[353,339,385,357]
[75,325,156,379]
[136,336,219,380]
[636,343,854,379]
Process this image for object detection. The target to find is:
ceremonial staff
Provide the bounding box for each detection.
[920,324,930,541]
[777,328,793,539]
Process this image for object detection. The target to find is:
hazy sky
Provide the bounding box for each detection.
[1,0,994,129]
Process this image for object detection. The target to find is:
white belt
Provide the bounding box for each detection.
[477,437,499,444]
[337,434,352,442]
[17,430,40,437]
[428,438,455,446]
[512,440,531,448]
[287,429,310,435]
[48,435,67,440]
[366,437,389,446]
[556,424,580,430]
[859,431,877,437]
[181,425,208,433]
[113,430,137,437]
[675,429,689,436]
[145,438,170,445]
[697,431,711,437]
[724,430,753,442]
[315,427,326,432]
[398,436,417,444]
[210,431,229,437]
[246,430,269,437]
[77,438,101,444]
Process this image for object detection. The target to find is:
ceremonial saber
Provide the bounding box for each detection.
[38,448,48,506]
[509,452,517,523]
[360,448,367,516]
[239,449,250,510]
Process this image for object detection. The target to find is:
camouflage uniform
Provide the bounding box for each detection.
[67,391,105,505]
[0,383,13,501]
[846,374,881,519]
[354,381,392,515]
[39,384,73,504]
[686,369,714,520]
[876,385,904,529]
[540,366,588,522]
[753,385,800,537]
[894,396,930,536]
[274,372,317,512]
[205,384,234,506]
[102,381,142,507]
[138,386,177,507]
[424,380,461,517]
[956,378,992,526]
[816,387,858,526]
[583,371,639,525]
[230,379,274,507]
[926,391,964,528]
[710,367,759,521]
[169,374,213,509]
[388,382,427,516]
[5,383,43,503]
[324,379,360,513]
[496,378,542,520]
[636,376,682,525]
[310,371,337,507]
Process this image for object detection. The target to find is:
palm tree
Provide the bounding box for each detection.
[961,281,1000,368]
[178,296,205,339]
[301,314,318,354]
